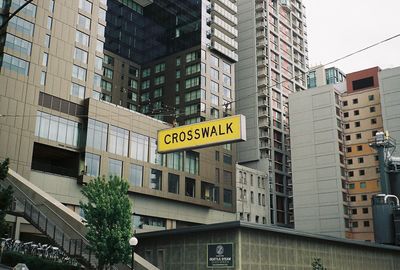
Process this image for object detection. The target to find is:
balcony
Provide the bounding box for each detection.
[209,27,238,50]
[258,89,269,97]
[211,2,238,26]
[208,40,238,62]
[257,58,268,67]
[257,68,268,78]
[259,119,271,128]
[209,15,238,38]
[256,10,267,21]
[256,39,267,48]
[258,78,267,87]
[214,0,237,14]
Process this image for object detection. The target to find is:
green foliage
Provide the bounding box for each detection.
[311,257,327,270]
[80,176,132,269]
[1,251,80,270]
[0,158,13,237]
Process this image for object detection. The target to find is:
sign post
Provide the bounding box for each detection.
[157,115,246,153]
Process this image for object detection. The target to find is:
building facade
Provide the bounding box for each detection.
[307,65,346,89]
[290,67,384,241]
[235,0,309,227]
[236,164,269,224]
[0,0,241,237]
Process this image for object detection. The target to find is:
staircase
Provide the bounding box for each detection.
[1,169,159,270]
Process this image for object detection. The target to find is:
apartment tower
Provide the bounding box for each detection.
[236,0,308,226]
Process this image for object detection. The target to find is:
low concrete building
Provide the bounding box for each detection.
[135,221,400,270]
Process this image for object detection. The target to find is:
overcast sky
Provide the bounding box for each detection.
[303,0,400,73]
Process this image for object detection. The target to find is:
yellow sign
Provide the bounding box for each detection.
[157,115,246,153]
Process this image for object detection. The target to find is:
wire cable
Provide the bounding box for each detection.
[0,0,34,32]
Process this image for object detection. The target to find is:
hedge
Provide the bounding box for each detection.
[1,251,81,270]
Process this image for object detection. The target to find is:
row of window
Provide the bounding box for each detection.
[342,95,374,106]
[85,153,233,206]
[349,194,369,202]
[238,188,266,206]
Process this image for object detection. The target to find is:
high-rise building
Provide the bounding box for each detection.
[290,67,384,241]
[0,0,240,238]
[236,0,308,226]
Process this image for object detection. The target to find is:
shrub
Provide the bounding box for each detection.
[1,251,81,270]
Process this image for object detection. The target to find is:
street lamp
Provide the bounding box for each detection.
[129,236,138,270]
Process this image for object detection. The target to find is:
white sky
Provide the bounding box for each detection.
[302,0,400,73]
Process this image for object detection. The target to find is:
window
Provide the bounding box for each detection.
[176,70,181,79]
[94,56,103,71]
[8,16,34,36]
[11,0,37,17]
[96,40,104,53]
[75,31,89,46]
[351,208,357,215]
[354,110,359,116]
[359,170,365,176]
[168,173,179,194]
[129,164,143,187]
[130,132,149,161]
[347,159,353,165]
[223,62,231,73]
[176,57,181,66]
[71,83,85,99]
[215,151,219,161]
[72,65,86,81]
[77,14,91,30]
[211,107,219,118]
[46,17,52,30]
[356,133,362,139]
[344,123,350,129]
[142,68,151,78]
[103,68,113,79]
[185,177,196,197]
[343,100,348,106]
[350,196,356,202]
[185,151,199,175]
[210,68,219,80]
[343,112,349,118]
[186,63,200,75]
[371,118,377,124]
[210,55,219,66]
[353,98,358,104]
[210,81,219,93]
[363,208,369,214]
[368,95,374,101]
[154,88,162,98]
[0,53,29,75]
[154,75,165,85]
[347,147,352,153]
[108,126,129,156]
[358,157,364,163]
[370,106,375,113]
[364,221,370,227]
[97,24,105,37]
[345,135,351,141]
[357,145,363,151]
[185,77,200,89]
[223,154,232,165]
[223,170,232,185]
[101,80,112,91]
[86,119,107,150]
[44,34,51,48]
[349,183,355,189]
[348,171,354,177]
[150,169,162,190]
[129,79,138,89]
[108,159,122,178]
[79,0,92,13]
[149,138,163,165]
[40,71,46,85]
[85,153,100,177]
[223,189,232,207]
[355,121,360,127]
[223,74,231,86]
[155,63,165,73]
[223,87,231,99]
[99,8,106,20]
[362,195,368,201]
[74,47,88,64]
[167,152,183,171]
[186,51,199,63]
[360,182,367,188]
[211,94,219,106]
[4,34,32,55]
[352,221,358,228]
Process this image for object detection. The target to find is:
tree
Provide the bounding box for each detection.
[311,257,327,270]
[0,158,13,237]
[80,175,132,269]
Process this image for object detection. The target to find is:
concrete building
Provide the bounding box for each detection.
[341,67,383,241]
[0,0,241,239]
[236,164,269,224]
[289,85,348,238]
[236,0,308,227]
[135,221,400,270]
[379,66,400,156]
[290,67,384,241]
[307,65,346,89]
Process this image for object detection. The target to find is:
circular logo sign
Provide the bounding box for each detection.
[216,245,224,255]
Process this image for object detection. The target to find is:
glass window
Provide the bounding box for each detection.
[108,125,129,157]
[47,17,52,30]
[223,62,231,73]
[86,119,108,151]
[11,0,37,17]
[8,16,34,36]
[185,77,200,89]
[211,107,219,118]
[211,81,219,92]
[44,34,51,48]
[223,74,231,86]
[96,40,104,53]
[185,177,196,197]
[186,63,200,75]
[101,80,112,91]
[223,189,232,207]
[75,31,89,46]
[141,80,150,90]
[186,51,199,63]
[168,173,179,194]
[150,138,164,165]
[74,47,88,64]
[97,24,105,37]
[77,14,91,30]
[210,55,219,67]
[176,57,181,66]
[150,169,162,190]
[155,63,165,73]
[103,55,113,65]
[35,111,81,147]
[70,83,85,99]
[130,132,149,161]
[129,78,138,89]
[223,170,232,185]
[167,152,183,171]
[210,68,219,80]
[108,159,122,178]
[79,0,92,13]
[72,65,86,81]
[85,153,100,177]
[154,75,165,85]
[103,67,113,79]
[42,53,48,66]
[49,0,54,13]
[95,56,103,71]
[185,151,199,175]
[129,164,143,187]
[211,94,219,106]
[4,33,32,55]
[40,71,46,85]
[142,68,150,78]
